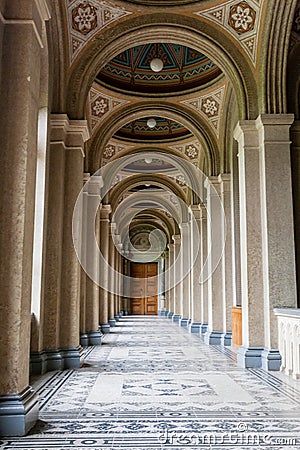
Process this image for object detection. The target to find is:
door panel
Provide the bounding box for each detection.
[130,263,158,315]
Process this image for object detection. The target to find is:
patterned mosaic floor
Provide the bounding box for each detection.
[1,316,300,449]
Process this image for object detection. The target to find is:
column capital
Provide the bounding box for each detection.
[172,234,181,244]
[256,114,294,142]
[50,114,90,155]
[190,204,201,220]
[204,176,221,195]
[218,173,231,192]
[100,204,111,220]
[256,114,294,128]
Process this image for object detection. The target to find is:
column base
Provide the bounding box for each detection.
[44,350,64,371]
[204,331,224,345]
[100,323,111,334]
[262,348,281,371]
[124,310,129,316]
[167,312,174,319]
[200,323,208,334]
[87,331,102,346]
[80,333,89,347]
[114,315,120,322]
[172,314,181,323]
[237,346,264,368]
[62,346,84,369]
[30,351,47,376]
[163,310,169,317]
[221,332,232,346]
[188,322,202,333]
[179,318,189,327]
[109,318,116,327]
[0,386,39,436]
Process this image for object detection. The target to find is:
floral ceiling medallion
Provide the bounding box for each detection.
[181,85,226,138]
[88,85,130,134]
[194,0,262,65]
[66,0,132,63]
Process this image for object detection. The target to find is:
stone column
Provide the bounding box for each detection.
[164,251,170,315]
[0,0,50,436]
[199,204,208,334]
[117,242,123,316]
[257,115,297,370]
[219,174,233,346]
[85,178,102,345]
[79,173,89,347]
[189,205,202,333]
[42,117,66,370]
[234,121,264,367]
[172,235,182,323]
[204,177,225,344]
[235,117,297,369]
[291,121,300,307]
[108,224,116,326]
[179,223,191,327]
[59,118,89,368]
[167,243,175,319]
[99,205,111,333]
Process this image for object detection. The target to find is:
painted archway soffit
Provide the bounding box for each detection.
[65,0,264,67]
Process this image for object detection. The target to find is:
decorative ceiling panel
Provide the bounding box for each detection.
[181,84,227,138]
[194,0,263,66]
[66,0,132,62]
[97,43,222,94]
[88,85,130,134]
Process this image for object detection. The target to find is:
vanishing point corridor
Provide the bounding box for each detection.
[2,316,300,450]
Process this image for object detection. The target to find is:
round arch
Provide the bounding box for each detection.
[66,16,258,120]
[107,147,205,204]
[89,101,219,175]
[109,173,188,210]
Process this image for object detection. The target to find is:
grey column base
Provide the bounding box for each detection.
[0,386,39,436]
[101,323,111,334]
[88,331,102,346]
[109,318,116,327]
[167,312,174,319]
[163,310,169,317]
[62,346,83,369]
[189,322,202,333]
[200,323,208,334]
[172,314,182,323]
[262,348,281,371]
[179,317,189,327]
[204,331,224,345]
[114,315,120,322]
[221,332,232,347]
[44,350,64,371]
[30,351,47,376]
[80,333,89,347]
[124,310,129,316]
[237,346,264,368]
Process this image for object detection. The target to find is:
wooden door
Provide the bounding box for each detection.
[130,263,158,315]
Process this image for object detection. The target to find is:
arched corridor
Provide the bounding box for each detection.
[0,0,300,443]
[2,315,300,449]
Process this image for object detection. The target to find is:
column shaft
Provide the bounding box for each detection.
[99,205,111,333]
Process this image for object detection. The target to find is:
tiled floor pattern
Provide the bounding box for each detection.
[1,316,300,449]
